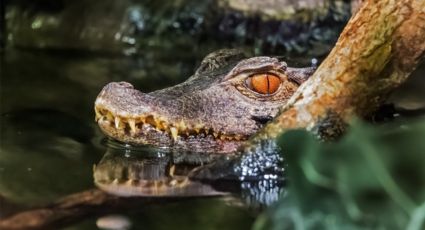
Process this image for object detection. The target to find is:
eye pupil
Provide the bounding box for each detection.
[249,73,281,95]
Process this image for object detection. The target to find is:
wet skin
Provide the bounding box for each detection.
[95,49,315,155]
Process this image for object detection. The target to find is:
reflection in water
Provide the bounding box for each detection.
[94,139,286,208]
[240,180,286,208]
[94,140,225,197]
[196,140,287,209]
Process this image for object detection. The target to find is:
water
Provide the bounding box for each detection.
[0,50,260,229]
[2,49,424,230]
[1,1,425,229]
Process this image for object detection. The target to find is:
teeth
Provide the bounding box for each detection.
[129,119,137,134]
[157,121,166,130]
[145,116,155,125]
[195,124,204,132]
[169,179,178,186]
[95,109,101,121]
[115,117,121,129]
[169,164,175,176]
[128,179,139,186]
[126,179,133,185]
[106,112,114,121]
[179,121,187,130]
[155,118,163,129]
[179,178,189,187]
[97,108,247,141]
[170,127,178,141]
[140,117,146,123]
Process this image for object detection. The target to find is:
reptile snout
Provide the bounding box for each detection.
[109,81,134,89]
[95,81,156,117]
[97,82,135,100]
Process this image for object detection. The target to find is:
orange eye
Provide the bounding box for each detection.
[246,73,281,95]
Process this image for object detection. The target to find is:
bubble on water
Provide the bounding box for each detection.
[96,215,132,230]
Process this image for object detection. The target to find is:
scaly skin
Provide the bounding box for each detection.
[95,49,315,155]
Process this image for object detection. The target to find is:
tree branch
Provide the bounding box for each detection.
[249,0,425,143]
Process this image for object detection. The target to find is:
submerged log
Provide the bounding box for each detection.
[248,0,425,143]
[0,189,187,230]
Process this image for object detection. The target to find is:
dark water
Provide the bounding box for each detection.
[0,50,259,229]
[1,1,292,228]
[2,50,424,230]
[1,1,425,229]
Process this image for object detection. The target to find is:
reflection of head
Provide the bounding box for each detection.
[93,144,224,197]
[93,140,285,208]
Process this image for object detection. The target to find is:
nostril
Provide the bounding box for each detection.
[116,81,134,89]
[100,82,135,97]
[105,82,134,90]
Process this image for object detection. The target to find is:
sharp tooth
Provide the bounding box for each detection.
[170,127,178,141]
[158,121,165,130]
[179,178,189,187]
[155,118,163,129]
[115,117,121,129]
[140,117,146,123]
[95,109,101,121]
[98,116,105,122]
[163,123,168,130]
[194,124,204,133]
[129,119,137,134]
[213,132,218,138]
[126,179,133,185]
[179,121,187,130]
[106,112,114,121]
[126,179,138,186]
[146,116,155,125]
[169,179,178,186]
[169,164,175,176]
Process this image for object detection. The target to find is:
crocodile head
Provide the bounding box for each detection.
[95,49,314,154]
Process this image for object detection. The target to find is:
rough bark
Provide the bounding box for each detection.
[249,0,425,144]
[1,1,424,229]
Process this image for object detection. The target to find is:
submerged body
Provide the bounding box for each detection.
[95,49,315,155]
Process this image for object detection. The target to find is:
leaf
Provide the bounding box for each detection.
[254,117,425,230]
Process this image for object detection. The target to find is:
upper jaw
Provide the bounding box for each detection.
[95,82,155,116]
[95,81,182,143]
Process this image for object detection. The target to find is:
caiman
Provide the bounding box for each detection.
[95,49,315,157]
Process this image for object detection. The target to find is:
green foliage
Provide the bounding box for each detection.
[254,118,425,230]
